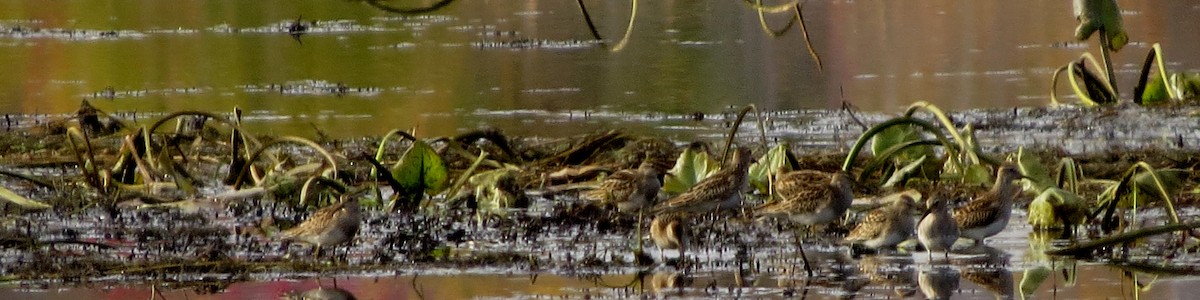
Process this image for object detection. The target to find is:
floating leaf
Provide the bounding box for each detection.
[0,186,51,210]
[662,145,719,195]
[748,143,790,193]
[391,139,449,200]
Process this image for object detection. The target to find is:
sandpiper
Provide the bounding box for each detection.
[953,164,1025,244]
[753,170,853,276]
[652,146,753,214]
[584,158,662,213]
[279,196,362,258]
[843,194,918,249]
[649,212,690,263]
[754,170,854,226]
[918,195,960,260]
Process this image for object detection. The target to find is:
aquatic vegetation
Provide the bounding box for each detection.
[844,101,997,186]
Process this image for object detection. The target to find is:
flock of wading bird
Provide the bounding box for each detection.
[278,141,1027,271]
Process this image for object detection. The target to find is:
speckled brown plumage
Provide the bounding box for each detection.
[649,212,690,262]
[279,196,361,257]
[584,160,661,213]
[755,170,854,225]
[652,147,753,213]
[844,194,917,249]
[953,164,1024,242]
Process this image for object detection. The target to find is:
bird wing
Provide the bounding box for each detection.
[654,169,737,212]
[953,193,1003,229]
[845,206,890,240]
[584,169,640,203]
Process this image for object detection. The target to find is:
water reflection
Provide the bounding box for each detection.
[649,270,692,297]
[854,254,918,297]
[1,1,1197,138]
[955,245,1014,299]
[918,265,961,300]
[283,286,357,300]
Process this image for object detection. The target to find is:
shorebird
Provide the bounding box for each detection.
[918,195,960,260]
[843,194,918,250]
[754,169,854,276]
[649,212,690,263]
[953,164,1025,244]
[754,170,854,226]
[279,196,362,259]
[652,146,753,214]
[583,158,662,213]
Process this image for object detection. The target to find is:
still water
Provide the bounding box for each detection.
[0,0,1197,138]
[2,1,1200,299]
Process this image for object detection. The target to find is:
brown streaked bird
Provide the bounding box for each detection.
[279,196,362,258]
[583,159,662,213]
[652,147,753,214]
[754,170,853,276]
[843,194,918,249]
[649,212,690,263]
[953,164,1025,244]
[918,195,960,260]
[754,170,854,226]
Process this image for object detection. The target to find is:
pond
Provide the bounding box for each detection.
[0,0,1197,138]
[2,0,1200,299]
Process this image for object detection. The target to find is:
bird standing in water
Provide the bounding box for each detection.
[279,195,362,260]
[844,194,918,250]
[953,164,1025,245]
[918,195,960,261]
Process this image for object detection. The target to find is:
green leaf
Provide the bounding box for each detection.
[748,143,790,193]
[1030,187,1087,230]
[1141,72,1171,105]
[1016,147,1054,193]
[391,139,449,201]
[0,185,51,210]
[1132,168,1185,202]
[883,155,927,188]
[663,146,720,195]
[961,164,994,186]
[1028,191,1060,229]
[1020,265,1052,299]
[1073,0,1127,51]
[870,124,929,163]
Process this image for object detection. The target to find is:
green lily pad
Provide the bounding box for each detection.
[391,139,449,206]
[748,143,790,193]
[663,145,720,195]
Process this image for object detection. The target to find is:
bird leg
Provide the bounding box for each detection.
[791,224,814,277]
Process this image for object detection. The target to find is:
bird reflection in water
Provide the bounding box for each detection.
[918,265,960,300]
[955,245,1014,299]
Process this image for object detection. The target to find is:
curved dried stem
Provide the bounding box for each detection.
[231,136,339,190]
